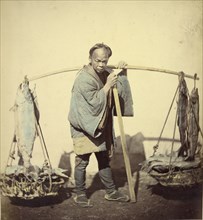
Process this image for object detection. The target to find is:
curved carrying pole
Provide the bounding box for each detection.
[28,66,82,81]
[28,65,199,81]
[108,65,199,80]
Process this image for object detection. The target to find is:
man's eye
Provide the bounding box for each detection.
[95,60,107,63]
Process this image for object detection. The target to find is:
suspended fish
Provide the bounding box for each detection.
[186,88,199,161]
[177,73,189,157]
[12,79,39,169]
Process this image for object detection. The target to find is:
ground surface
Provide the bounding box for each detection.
[1,152,202,220]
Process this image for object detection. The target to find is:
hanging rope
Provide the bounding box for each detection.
[2,135,17,188]
[35,120,52,169]
[35,120,48,162]
[168,100,179,172]
[28,78,53,170]
[152,84,179,156]
[7,136,17,166]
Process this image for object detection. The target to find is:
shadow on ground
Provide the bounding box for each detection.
[149,183,202,200]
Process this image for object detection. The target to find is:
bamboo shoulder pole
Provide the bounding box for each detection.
[28,65,199,81]
[28,66,82,81]
[108,65,199,80]
[112,87,136,202]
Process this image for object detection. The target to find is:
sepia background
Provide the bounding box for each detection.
[1,1,202,174]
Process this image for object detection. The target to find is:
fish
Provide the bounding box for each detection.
[186,88,199,161]
[12,80,39,169]
[177,73,189,157]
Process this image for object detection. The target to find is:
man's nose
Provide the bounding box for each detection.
[99,62,105,67]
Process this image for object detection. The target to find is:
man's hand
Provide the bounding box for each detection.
[103,61,127,94]
[114,61,128,76]
[116,61,128,69]
[103,72,118,94]
[106,72,118,87]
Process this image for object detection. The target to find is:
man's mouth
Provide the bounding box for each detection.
[97,68,104,72]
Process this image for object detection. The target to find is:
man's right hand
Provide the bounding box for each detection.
[103,72,118,94]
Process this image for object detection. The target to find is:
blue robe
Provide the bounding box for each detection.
[68,64,133,155]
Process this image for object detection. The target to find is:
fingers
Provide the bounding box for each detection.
[111,76,117,87]
[109,72,118,80]
[116,60,128,69]
[113,69,123,76]
[107,72,118,87]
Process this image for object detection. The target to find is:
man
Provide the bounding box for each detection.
[68,43,133,207]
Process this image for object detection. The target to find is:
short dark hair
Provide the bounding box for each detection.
[89,43,112,58]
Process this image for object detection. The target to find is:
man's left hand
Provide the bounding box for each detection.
[116,61,128,69]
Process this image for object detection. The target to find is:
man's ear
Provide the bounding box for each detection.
[89,57,92,64]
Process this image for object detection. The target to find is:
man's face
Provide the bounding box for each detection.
[89,48,109,74]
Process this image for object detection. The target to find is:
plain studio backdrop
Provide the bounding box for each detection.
[1,1,202,174]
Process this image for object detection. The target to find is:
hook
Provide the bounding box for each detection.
[178,71,185,83]
[194,73,197,88]
[24,75,29,85]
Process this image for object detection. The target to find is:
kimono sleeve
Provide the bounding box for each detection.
[68,74,107,138]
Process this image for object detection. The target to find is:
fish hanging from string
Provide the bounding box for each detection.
[11,78,39,169]
[177,72,189,158]
[177,73,200,161]
[186,87,199,161]
[1,78,69,199]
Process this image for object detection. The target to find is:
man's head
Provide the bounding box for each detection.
[89,43,112,74]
